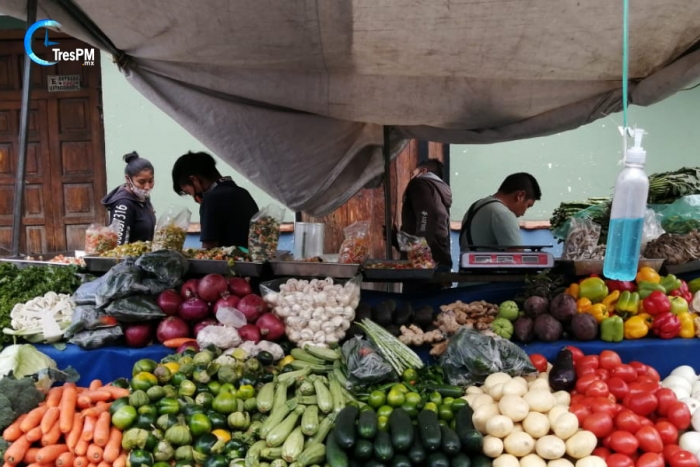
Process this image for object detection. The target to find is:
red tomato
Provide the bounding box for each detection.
[576,374,600,394]
[566,345,585,363]
[636,452,664,467]
[570,393,585,405]
[644,366,661,383]
[635,375,662,388]
[577,366,597,378]
[664,445,683,460]
[668,450,700,467]
[629,381,660,396]
[595,368,611,381]
[615,409,643,433]
[608,377,631,401]
[586,380,610,398]
[635,425,664,453]
[624,392,659,416]
[590,397,619,417]
[655,388,679,417]
[579,355,600,370]
[630,361,648,373]
[666,401,691,430]
[583,411,614,438]
[609,430,640,455]
[639,417,654,427]
[594,447,613,460]
[570,403,593,426]
[612,364,639,383]
[608,453,635,467]
[655,420,679,445]
[600,350,623,370]
[529,354,548,373]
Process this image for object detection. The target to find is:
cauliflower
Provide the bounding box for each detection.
[196,325,241,350]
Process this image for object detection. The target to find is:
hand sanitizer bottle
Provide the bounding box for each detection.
[603,128,650,280]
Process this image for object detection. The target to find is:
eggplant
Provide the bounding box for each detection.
[548,348,576,392]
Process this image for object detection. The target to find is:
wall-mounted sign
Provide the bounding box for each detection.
[48,74,81,92]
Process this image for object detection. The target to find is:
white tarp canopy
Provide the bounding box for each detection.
[3,0,700,216]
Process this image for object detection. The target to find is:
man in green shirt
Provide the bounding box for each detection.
[459,172,542,251]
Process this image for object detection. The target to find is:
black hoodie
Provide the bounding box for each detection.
[101,185,156,245]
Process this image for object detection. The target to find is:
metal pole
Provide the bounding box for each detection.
[383,126,393,260]
[11,0,38,258]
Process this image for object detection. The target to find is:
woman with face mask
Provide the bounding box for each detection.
[101,151,157,245]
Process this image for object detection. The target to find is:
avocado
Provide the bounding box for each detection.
[372,302,393,326]
[413,305,435,328]
[355,302,372,321]
[344,324,365,341]
[393,302,413,326]
[385,299,398,314]
[384,324,401,337]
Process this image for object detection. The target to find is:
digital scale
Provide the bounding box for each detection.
[459,245,555,274]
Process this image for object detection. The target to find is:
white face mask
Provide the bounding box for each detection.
[129,179,151,200]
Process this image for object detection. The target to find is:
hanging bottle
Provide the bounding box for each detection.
[603,128,650,281]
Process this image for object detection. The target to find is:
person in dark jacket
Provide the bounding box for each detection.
[172,151,259,249]
[101,152,156,245]
[399,159,453,270]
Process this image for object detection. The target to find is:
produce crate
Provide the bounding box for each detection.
[82,256,122,272]
[361,260,436,281]
[269,260,359,278]
[232,261,265,277]
[0,258,74,269]
[556,259,664,276]
[188,259,233,275]
[664,260,700,275]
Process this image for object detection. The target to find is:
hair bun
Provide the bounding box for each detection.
[123,151,139,164]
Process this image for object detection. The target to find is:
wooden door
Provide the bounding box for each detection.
[0,31,106,254]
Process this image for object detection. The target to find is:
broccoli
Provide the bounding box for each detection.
[0,438,9,460]
[0,377,45,429]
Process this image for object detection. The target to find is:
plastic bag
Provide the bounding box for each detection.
[656,195,700,234]
[104,295,166,323]
[152,205,191,251]
[338,221,371,264]
[551,203,612,241]
[397,231,436,268]
[63,305,118,338]
[341,336,396,389]
[248,204,285,261]
[440,327,536,386]
[641,208,666,252]
[71,276,107,306]
[69,326,123,350]
[561,218,604,260]
[135,250,189,288]
[94,259,149,307]
[85,222,118,255]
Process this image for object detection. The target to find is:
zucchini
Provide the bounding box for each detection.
[301,405,319,436]
[266,407,304,447]
[281,427,304,463]
[471,455,493,467]
[352,439,373,461]
[313,379,333,414]
[407,436,427,465]
[357,409,378,440]
[290,348,327,365]
[373,429,394,462]
[325,430,349,467]
[306,412,336,446]
[417,409,442,452]
[296,443,325,467]
[426,452,450,467]
[452,453,472,467]
[302,344,342,362]
[289,360,333,374]
[390,455,411,467]
[455,406,483,454]
[439,425,461,456]
[334,406,359,450]
[256,382,276,413]
[328,373,345,413]
[388,408,414,452]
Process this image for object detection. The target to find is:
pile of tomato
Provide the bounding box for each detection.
[561,347,696,467]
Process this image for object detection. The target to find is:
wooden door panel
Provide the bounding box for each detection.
[0,53,19,90]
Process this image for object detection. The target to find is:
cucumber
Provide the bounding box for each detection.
[353,439,373,461]
[440,425,461,456]
[417,409,442,452]
[325,430,349,467]
[427,452,450,467]
[471,454,493,467]
[388,408,414,452]
[373,429,394,462]
[390,455,411,467]
[452,453,472,467]
[425,383,464,398]
[357,409,378,440]
[366,461,387,467]
[334,406,359,449]
[407,436,427,465]
[455,405,482,454]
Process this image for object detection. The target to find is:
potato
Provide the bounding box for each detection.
[548,406,569,427]
[553,391,571,407]
[521,454,548,467]
[494,454,520,467]
[465,394,479,406]
[486,415,515,438]
[503,431,536,457]
[565,431,598,459]
[552,412,579,440]
[511,423,524,433]
[513,376,530,387]
[491,383,506,401]
[499,395,530,422]
[524,390,556,413]
[529,379,550,391]
[503,379,529,397]
[549,459,575,467]
[535,435,567,460]
[522,412,550,439]
[472,394,496,410]
[467,386,484,395]
[485,372,513,390]
[575,457,607,467]
[473,404,501,432]
[483,435,505,457]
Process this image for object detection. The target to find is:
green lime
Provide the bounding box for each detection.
[236,385,255,401]
[377,415,389,431]
[428,391,443,406]
[423,402,438,413]
[451,398,468,411]
[438,405,454,421]
[391,383,409,394]
[387,390,406,408]
[400,403,419,418]
[377,405,394,419]
[401,368,418,385]
[404,392,422,407]
[368,391,387,409]
[442,397,455,406]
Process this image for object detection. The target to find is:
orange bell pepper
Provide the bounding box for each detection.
[636,267,661,284]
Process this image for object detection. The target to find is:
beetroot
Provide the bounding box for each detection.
[228,277,253,298]
[238,324,262,343]
[124,323,154,348]
[213,295,241,314]
[197,274,229,303]
[180,279,200,299]
[156,316,190,343]
[179,297,210,322]
[237,294,267,322]
[157,289,183,316]
[255,313,285,341]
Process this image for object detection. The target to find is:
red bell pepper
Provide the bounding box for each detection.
[606,280,637,293]
[642,290,671,316]
[670,280,693,302]
[652,312,681,339]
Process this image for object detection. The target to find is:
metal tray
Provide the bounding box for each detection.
[83,256,122,272]
[188,259,233,275]
[361,260,436,281]
[269,260,359,278]
[664,260,700,275]
[556,258,665,276]
[0,258,75,269]
[233,261,265,277]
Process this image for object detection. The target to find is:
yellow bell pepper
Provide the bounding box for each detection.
[678,312,695,338]
[565,283,580,300]
[576,297,592,313]
[637,312,654,330]
[636,267,661,284]
[624,315,649,339]
[602,290,620,313]
[584,304,609,323]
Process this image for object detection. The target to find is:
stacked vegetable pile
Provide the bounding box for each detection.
[660,365,700,462]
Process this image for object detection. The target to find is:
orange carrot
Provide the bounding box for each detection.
[82,390,112,404]
[163,337,197,348]
[77,394,93,410]
[87,463,98,467]
[3,414,27,442]
[20,406,49,433]
[40,407,60,435]
[80,416,96,442]
[25,426,43,443]
[86,444,103,463]
[4,434,31,465]
[101,428,122,463]
[45,387,64,408]
[56,451,76,467]
[59,384,78,434]
[74,456,88,467]
[99,386,129,400]
[25,463,54,467]
[35,444,69,464]
[81,402,110,418]
[22,447,40,464]
[88,380,103,391]
[74,439,88,457]
[66,413,84,453]
[113,453,126,467]
[97,462,111,467]
[40,419,62,446]
[93,412,111,447]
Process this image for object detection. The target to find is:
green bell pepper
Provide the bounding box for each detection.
[659,274,682,293]
[689,278,700,295]
[600,315,624,343]
[616,291,640,316]
[579,277,609,303]
[637,281,667,299]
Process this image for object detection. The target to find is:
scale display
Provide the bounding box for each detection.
[460,248,555,271]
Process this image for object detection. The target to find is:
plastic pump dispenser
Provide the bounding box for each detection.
[603,128,650,281]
